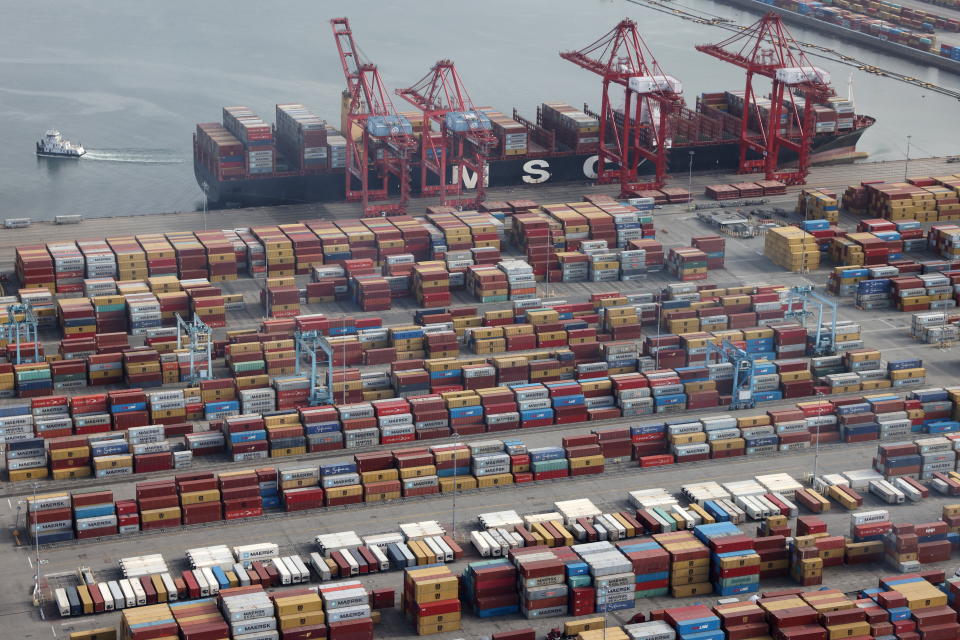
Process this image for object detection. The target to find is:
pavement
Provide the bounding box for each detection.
[3,155,960,639]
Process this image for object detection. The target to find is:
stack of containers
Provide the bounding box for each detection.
[170,598,230,639]
[13,362,50,397]
[574,541,635,613]
[653,530,712,597]
[27,491,73,543]
[273,590,326,638]
[223,415,268,463]
[264,284,300,318]
[514,548,567,619]
[78,239,117,280]
[15,245,55,294]
[666,247,709,281]
[481,108,527,156]
[49,434,91,480]
[136,479,181,530]
[402,566,461,635]
[694,522,760,596]
[6,437,47,482]
[121,605,177,640]
[319,579,374,640]
[328,130,348,170]
[539,102,599,152]
[619,249,647,281]
[223,106,274,174]
[221,470,264,519]
[412,265,450,308]
[764,227,820,271]
[798,189,840,223]
[275,103,328,170]
[48,242,85,295]
[219,586,276,639]
[691,236,725,270]
[461,560,519,618]
[558,251,589,283]
[178,472,222,525]
[618,538,670,599]
[126,291,162,336]
[354,275,392,311]
[662,606,723,640]
[73,490,117,539]
[588,249,619,283]
[499,260,537,301]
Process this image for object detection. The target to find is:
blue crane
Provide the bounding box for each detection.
[706,338,757,410]
[294,330,335,406]
[3,303,40,364]
[783,285,839,356]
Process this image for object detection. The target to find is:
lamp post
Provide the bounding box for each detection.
[598,587,609,640]
[451,432,461,541]
[812,391,825,487]
[688,151,695,208]
[904,135,912,181]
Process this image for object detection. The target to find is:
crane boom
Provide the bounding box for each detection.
[398,60,497,207]
[330,17,417,215]
[560,19,682,196]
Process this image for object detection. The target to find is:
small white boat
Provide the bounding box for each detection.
[36,129,85,158]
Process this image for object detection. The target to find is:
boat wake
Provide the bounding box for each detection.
[83,148,185,165]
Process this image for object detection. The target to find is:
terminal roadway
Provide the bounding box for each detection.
[13,445,960,640]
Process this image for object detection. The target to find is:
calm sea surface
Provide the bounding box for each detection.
[1,0,956,220]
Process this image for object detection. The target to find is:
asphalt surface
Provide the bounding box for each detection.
[3,156,960,640]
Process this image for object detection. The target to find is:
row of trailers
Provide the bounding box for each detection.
[55,537,460,617]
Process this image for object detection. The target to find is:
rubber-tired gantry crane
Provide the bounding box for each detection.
[294,330,335,406]
[706,339,758,411]
[561,19,683,198]
[331,17,418,216]
[175,313,213,384]
[397,60,498,209]
[696,12,834,185]
[2,302,39,365]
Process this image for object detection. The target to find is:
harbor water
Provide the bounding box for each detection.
[0,0,956,220]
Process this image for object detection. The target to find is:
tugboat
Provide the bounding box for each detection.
[36,129,85,158]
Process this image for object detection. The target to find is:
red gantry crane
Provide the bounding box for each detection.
[561,19,683,198]
[397,60,498,209]
[331,17,418,216]
[696,13,834,185]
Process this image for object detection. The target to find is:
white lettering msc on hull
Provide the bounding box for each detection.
[522,159,551,184]
[521,155,601,184]
[450,164,489,189]
[583,155,599,180]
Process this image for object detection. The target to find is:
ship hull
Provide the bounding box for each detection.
[36,151,85,159]
[198,125,869,207]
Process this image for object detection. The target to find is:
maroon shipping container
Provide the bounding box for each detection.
[328,619,374,640]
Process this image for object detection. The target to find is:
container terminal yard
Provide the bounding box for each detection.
[6,11,960,640]
[5,152,960,640]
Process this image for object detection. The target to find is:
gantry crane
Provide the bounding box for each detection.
[706,338,757,410]
[696,13,834,185]
[561,19,683,198]
[331,17,418,216]
[175,313,213,384]
[2,302,39,364]
[783,285,839,356]
[397,60,498,209]
[294,330,335,406]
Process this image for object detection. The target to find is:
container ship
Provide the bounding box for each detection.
[194,90,874,207]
